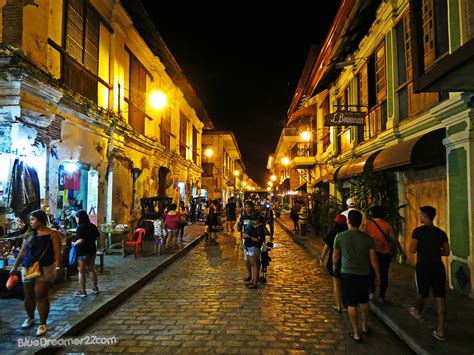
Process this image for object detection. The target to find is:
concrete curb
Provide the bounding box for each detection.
[35,233,206,355]
[277,219,423,355]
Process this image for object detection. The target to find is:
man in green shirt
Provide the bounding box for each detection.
[333,210,380,343]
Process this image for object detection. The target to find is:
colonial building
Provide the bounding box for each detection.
[271,0,474,296]
[0,0,212,229]
[201,131,245,203]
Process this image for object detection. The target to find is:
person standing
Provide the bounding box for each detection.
[298,201,309,237]
[320,214,348,312]
[409,206,450,341]
[243,214,265,289]
[178,201,189,243]
[164,204,180,250]
[237,201,258,284]
[225,197,237,233]
[153,212,166,255]
[10,210,62,336]
[333,210,380,343]
[73,210,100,298]
[366,205,401,302]
[189,199,197,223]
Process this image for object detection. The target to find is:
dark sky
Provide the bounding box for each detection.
[142,1,341,185]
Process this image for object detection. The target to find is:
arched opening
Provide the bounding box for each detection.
[158,167,171,196]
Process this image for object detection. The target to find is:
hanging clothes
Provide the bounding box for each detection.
[8,158,41,218]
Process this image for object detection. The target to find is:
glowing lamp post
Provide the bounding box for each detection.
[150,91,167,110]
[204,148,214,158]
[300,131,311,142]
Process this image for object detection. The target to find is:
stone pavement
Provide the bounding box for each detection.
[0,222,205,355]
[277,214,474,355]
[61,223,410,354]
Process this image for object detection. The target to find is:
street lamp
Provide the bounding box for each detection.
[204,148,214,158]
[267,181,273,187]
[270,175,277,181]
[242,181,247,187]
[281,157,289,166]
[150,91,167,110]
[266,187,271,192]
[300,131,311,142]
[233,170,240,176]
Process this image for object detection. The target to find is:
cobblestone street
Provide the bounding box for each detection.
[62,223,410,354]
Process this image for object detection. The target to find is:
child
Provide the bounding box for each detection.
[153,213,165,255]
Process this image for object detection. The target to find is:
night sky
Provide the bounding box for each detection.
[142,1,341,185]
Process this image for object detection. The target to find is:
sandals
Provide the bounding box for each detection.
[349,333,362,343]
[246,283,258,289]
[332,306,342,313]
[431,330,446,341]
[409,307,424,321]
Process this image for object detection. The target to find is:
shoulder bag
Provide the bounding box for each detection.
[22,240,50,280]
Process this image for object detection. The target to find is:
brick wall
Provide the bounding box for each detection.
[2,0,23,48]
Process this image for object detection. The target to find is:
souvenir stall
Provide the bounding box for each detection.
[0,126,46,298]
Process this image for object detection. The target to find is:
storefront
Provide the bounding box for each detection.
[56,160,99,229]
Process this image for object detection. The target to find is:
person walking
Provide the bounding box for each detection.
[206,200,220,245]
[225,197,237,232]
[178,201,189,243]
[73,210,100,298]
[290,202,300,232]
[333,210,380,343]
[243,214,265,289]
[341,198,367,231]
[153,212,166,255]
[409,206,450,341]
[320,214,348,312]
[10,210,62,336]
[190,199,197,223]
[164,203,180,250]
[366,205,401,303]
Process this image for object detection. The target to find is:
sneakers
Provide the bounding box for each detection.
[90,287,99,294]
[36,324,48,336]
[21,318,34,329]
[74,290,87,298]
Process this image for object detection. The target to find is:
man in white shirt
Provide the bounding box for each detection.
[341,198,366,231]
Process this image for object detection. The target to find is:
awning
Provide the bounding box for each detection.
[373,129,445,171]
[334,151,380,180]
[296,182,307,192]
[288,103,317,126]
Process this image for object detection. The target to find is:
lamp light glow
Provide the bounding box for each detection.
[204,148,214,157]
[300,131,311,141]
[270,175,277,181]
[150,91,167,110]
[281,157,289,166]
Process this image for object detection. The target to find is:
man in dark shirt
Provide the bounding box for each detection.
[409,206,450,341]
[225,197,237,233]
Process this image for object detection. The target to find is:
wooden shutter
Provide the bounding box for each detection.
[422,0,435,68]
[375,43,386,103]
[84,5,99,74]
[129,54,146,134]
[65,0,84,63]
[192,126,198,163]
[179,112,187,158]
[403,14,412,81]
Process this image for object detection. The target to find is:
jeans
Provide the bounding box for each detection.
[370,252,392,299]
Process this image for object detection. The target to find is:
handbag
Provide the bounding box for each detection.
[22,242,50,280]
[372,220,400,256]
[69,243,77,266]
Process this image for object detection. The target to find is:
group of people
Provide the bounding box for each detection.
[153,201,190,255]
[320,198,450,343]
[10,209,100,336]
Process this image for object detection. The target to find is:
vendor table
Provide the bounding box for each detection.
[100,227,130,257]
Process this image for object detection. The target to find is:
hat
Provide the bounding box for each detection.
[346,198,356,208]
[335,214,347,225]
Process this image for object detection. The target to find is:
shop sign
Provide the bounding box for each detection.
[324,110,366,126]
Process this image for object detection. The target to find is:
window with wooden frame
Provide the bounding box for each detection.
[422,0,449,69]
[396,12,441,121]
[160,107,171,149]
[179,112,188,159]
[356,71,367,143]
[321,96,331,151]
[192,126,198,164]
[367,42,387,138]
[126,53,148,134]
[62,0,104,102]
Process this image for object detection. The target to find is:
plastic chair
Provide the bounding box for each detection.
[125,228,145,259]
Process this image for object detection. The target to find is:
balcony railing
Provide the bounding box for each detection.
[290,146,312,159]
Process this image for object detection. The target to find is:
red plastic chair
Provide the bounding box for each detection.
[125,228,145,259]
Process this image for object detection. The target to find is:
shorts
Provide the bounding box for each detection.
[22,264,56,284]
[416,263,446,298]
[341,273,370,307]
[244,246,260,257]
[77,252,96,270]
